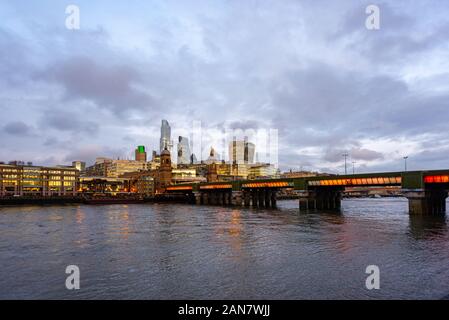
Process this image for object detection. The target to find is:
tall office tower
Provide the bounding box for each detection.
[135,145,147,162]
[190,153,198,164]
[160,120,172,153]
[177,136,191,165]
[229,138,255,164]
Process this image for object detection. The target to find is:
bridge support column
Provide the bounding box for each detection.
[231,191,243,206]
[194,192,202,205]
[298,189,342,212]
[243,191,251,206]
[264,190,271,207]
[251,190,258,207]
[258,190,265,207]
[270,190,277,208]
[209,192,216,205]
[298,191,316,211]
[202,193,209,205]
[403,189,447,215]
[225,192,232,205]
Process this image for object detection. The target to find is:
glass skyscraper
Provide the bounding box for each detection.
[160,120,172,153]
[229,138,255,164]
[177,136,191,165]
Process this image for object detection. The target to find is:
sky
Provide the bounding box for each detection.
[1,0,449,173]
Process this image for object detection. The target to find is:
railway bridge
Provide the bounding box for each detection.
[166,170,449,215]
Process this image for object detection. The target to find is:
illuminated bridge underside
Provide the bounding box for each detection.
[165,170,449,215]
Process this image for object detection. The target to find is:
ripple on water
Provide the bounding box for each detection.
[0,199,448,299]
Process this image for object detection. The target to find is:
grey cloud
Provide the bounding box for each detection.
[350,147,384,161]
[227,120,262,130]
[2,1,449,172]
[334,2,449,63]
[3,121,33,136]
[40,110,99,135]
[37,56,155,116]
[0,28,33,86]
[63,145,130,165]
[323,146,383,163]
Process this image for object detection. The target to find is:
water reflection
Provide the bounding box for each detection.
[119,205,130,239]
[75,205,85,225]
[0,199,449,299]
[408,215,447,240]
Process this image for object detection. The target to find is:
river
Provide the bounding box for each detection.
[0,198,448,299]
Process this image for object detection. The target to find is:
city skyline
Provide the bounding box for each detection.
[1,1,449,173]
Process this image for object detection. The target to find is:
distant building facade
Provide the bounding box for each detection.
[85,157,149,178]
[248,164,279,179]
[85,157,113,177]
[135,145,147,162]
[0,163,78,197]
[72,161,86,173]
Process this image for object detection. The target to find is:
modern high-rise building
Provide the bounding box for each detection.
[177,136,191,165]
[160,120,172,153]
[229,138,255,164]
[135,145,147,162]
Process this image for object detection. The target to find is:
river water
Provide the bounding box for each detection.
[0,198,448,299]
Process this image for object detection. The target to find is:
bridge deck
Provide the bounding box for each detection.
[165,170,449,193]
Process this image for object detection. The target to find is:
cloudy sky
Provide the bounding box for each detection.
[1,0,449,173]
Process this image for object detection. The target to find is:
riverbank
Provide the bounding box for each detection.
[0,193,193,206]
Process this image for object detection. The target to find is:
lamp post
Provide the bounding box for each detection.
[403,156,408,172]
[352,161,356,174]
[342,152,349,175]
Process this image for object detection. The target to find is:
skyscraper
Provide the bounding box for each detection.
[177,136,191,165]
[160,120,172,153]
[229,138,255,164]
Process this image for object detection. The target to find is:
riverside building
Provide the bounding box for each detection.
[0,163,78,197]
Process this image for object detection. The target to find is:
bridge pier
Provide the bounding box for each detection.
[243,191,251,206]
[270,190,277,207]
[298,188,342,212]
[264,190,271,207]
[202,193,209,205]
[211,192,218,205]
[238,189,278,208]
[403,189,448,215]
[251,191,258,207]
[194,192,201,205]
[231,191,243,206]
[258,190,265,207]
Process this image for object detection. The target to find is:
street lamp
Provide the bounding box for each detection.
[403,156,408,171]
[352,161,356,174]
[342,152,349,175]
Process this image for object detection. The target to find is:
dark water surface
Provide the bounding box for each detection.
[0,198,448,299]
